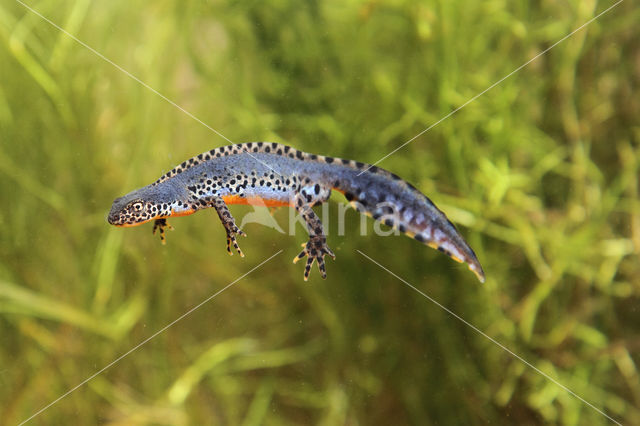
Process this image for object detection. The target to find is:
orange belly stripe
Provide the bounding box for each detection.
[222,195,291,208]
[169,208,197,217]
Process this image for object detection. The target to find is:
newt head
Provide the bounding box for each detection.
[108,189,162,227]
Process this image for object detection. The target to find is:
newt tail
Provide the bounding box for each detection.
[108,142,485,282]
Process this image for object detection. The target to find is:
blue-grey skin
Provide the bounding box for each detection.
[107,180,187,226]
[108,142,485,282]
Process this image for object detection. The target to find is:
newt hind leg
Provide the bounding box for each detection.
[292,181,335,280]
[293,236,335,280]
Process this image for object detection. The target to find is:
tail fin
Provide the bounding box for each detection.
[332,167,485,283]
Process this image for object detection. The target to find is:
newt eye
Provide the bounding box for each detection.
[132,202,144,211]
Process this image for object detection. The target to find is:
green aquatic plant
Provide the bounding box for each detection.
[0,0,638,424]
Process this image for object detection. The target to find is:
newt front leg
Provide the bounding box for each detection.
[292,181,335,280]
[152,218,173,244]
[209,196,247,257]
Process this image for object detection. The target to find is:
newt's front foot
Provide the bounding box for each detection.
[153,218,173,244]
[224,223,247,257]
[293,236,335,281]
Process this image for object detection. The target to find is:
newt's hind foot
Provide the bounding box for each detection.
[153,218,173,245]
[293,236,335,281]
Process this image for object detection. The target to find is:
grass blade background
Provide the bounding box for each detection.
[1,0,638,424]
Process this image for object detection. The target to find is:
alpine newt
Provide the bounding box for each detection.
[108,142,485,282]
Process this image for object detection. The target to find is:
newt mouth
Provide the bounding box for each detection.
[107,211,120,225]
[111,218,155,227]
[107,209,154,227]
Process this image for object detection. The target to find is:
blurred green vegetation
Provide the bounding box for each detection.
[1,0,639,424]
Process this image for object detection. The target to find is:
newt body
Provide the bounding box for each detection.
[108,142,485,282]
